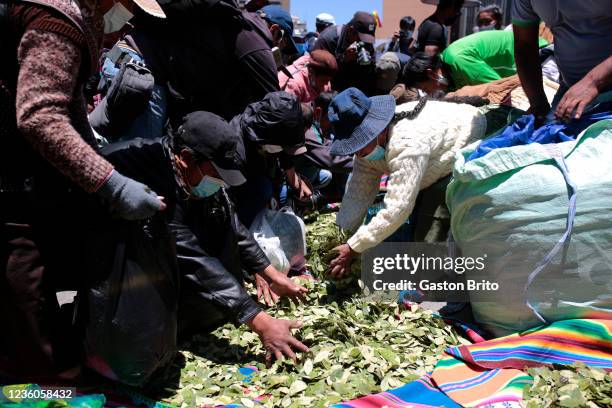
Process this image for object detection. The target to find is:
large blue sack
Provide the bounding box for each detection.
[447,118,612,337]
[467,101,612,162]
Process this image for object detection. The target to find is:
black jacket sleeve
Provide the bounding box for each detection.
[226,190,271,275]
[278,152,295,170]
[240,49,281,99]
[171,204,262,325]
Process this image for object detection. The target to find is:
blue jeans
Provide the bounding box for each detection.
[120,85,167,141]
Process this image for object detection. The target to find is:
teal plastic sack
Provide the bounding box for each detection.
[447,119,612,337]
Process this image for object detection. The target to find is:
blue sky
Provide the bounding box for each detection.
[291,0,383,32]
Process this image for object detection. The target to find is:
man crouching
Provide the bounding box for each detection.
[102,111,309,362]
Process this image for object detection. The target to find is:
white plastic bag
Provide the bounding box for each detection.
[252,234,290,275]
[250,207,307,273]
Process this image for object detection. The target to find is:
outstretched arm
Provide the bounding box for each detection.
[347,152,429,253]
[513,24,549,121]
[16,29,114,192]
[555,56,612,120]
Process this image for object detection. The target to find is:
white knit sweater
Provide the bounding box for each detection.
[337,100,487,253]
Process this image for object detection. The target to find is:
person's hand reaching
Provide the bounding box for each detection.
[555,77,599,121]
[297,178,312,201]
[97,170,166,220]
[247,312,309,363]
[343,44,358,63]
[329,243,356,279]
[527,100,551,128]
[255,273,279,306]
[258,266,308,303]
[286,168,313,202]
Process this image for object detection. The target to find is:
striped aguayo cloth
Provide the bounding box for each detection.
[334,319,612,408]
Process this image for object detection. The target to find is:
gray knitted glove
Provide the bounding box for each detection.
[97,170,162,220]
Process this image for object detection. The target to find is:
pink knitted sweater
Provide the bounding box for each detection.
[11,0,113,192]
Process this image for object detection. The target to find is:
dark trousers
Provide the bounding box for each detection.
[0,192,85,378]
[232,175,274,228]
[412,175,452,243]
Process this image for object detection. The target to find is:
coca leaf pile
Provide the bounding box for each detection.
[163,214,464,407]
[159,213,610,408]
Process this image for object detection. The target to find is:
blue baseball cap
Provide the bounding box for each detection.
[328,88,396,156]
[259,5,298,54]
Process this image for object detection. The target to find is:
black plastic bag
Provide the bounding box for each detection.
[80,216,179,386]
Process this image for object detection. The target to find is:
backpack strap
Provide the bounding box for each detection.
[280,64,305,91]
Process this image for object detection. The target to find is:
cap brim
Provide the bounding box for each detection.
[283,145,307,156]
[330,94,395,156]
[133,0,166,18]
[212,162,246,187]
[357,32,375,44]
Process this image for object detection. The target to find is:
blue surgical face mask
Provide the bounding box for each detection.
[191,167,226,198]
[400,29,413,39]
[364,145,386,161]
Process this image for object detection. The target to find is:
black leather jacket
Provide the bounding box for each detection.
[101,137,270,325]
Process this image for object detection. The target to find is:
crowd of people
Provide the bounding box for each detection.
[1,0,611,390]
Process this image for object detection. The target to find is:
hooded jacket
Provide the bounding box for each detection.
[231,91,306,174]
[101,137,270,327]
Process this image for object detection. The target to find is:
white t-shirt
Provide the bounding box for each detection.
[512,0,612,86]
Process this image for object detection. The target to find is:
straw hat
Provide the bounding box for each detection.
[133,0,165,18]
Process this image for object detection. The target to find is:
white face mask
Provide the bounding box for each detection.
[474,23,497,32]
[104,2,133,34]
[261,145,284,154]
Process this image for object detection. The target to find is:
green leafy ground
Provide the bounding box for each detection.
[160,213,611,408]
[523,364,612,408]
[162,214,465,407]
